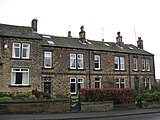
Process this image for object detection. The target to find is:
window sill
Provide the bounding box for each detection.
[11,58,31,60]
[114,70,127,72]
[42,67,54,69]
[69,68,85,71]
[93,69,102,71]
[9,85,31,87]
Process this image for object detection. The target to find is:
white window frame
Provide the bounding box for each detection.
[12,43,30,59]
[22,43,30,59]
[116,78,125,88]
[11,68,29,86]
[70,78,77,94]
[70,54,76,69]
[70,54,84,69]
[70,77,84,94]
[44,51,52,68]
[94,55,100,70]
[114,56,125,70]
[133,58,138,71]
[12,43,21,58]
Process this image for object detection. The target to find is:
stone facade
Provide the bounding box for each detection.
[0,20,155,96]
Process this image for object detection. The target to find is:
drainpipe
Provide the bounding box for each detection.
[128,54,131,88]
[88,50,91,88]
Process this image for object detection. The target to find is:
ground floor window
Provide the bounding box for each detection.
[70,77,84,94]
[116,78,125,88]
[95,77,101,88]
[143,77,151,89]
[11,68,29,85]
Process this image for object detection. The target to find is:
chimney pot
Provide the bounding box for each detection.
[31,18,38,32]
[68,31,72,37]
[116,31,123,46]
[137,37,143,49]
[79,25,85,39]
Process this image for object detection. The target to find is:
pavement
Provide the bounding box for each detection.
[1,108,160,120]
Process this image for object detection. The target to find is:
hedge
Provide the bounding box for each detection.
[79,88,134,104]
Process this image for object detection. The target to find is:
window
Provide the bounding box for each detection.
[12,43,21,58]
[143,78,151,89]
[77,54,83,69]
[114,56,125,70]
[116,78,125,88]
[44,52,52,68]
[70,54,84,69]
[142,58,150,71]
[70,77,84,94]
[142,59,145,71]
[12,43,30,59]
[94,55,100,70]
[22,43,30,59]
[95,78,101,88]
[133,58,138,71]
[146,59,150,71]
[11,68,29,86]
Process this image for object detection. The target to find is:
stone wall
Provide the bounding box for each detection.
[81,101,114,112]
[0,99,70,114]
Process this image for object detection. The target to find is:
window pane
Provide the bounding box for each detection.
[133,58,138,70]
[120,57,125,70]
[114,57,119,70]
[94,55,100,69]
[15,72,22,84]
[142,59,145,71]
[77,54,83,69]
[70,54,76,69]
[44,52,52,68]
[12,43,21,58]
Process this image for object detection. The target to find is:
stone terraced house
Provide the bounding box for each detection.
[0,19,155,96]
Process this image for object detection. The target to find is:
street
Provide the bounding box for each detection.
[1,112,160,120]
[78,113,160,120]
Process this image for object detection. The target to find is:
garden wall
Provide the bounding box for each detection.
[0,99,70,114]
[81,101,114,112]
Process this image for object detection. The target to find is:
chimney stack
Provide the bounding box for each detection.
[79,25,85,39]
[68,31,72,37]
[31,18,38,32]
[116,31,123,46]
[137,37,143,49]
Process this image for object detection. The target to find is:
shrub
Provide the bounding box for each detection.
[0,92,10,97]
[79,88,134,104]
[136,91,160,103]
[0,96,12,101]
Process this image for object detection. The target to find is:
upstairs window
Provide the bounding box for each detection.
[146,59,150,71]
[142,58,150,71]
[44,52,52,68]
[133,58,138,71]
[114,56,125,70]
[12,43,30,59]
[70,54,84,69]
[11,68,29,86]
[94,55,100,70]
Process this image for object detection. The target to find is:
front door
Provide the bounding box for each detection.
[134,77,139,94]
[44,82,51,94]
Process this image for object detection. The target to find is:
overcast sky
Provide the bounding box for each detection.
[0,0,160,78]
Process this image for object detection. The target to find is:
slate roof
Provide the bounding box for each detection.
[41,34,153,56]
[0,23,41,39]
[0,23,153,56]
